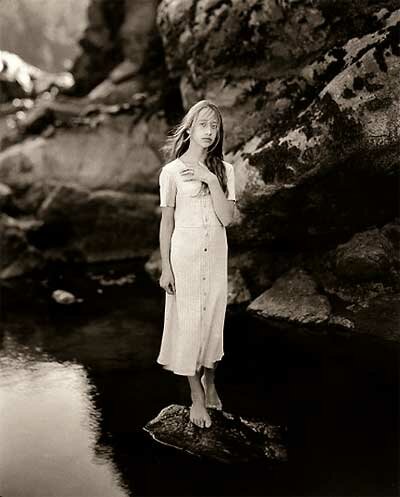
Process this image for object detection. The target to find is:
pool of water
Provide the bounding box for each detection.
[0,261,398,496]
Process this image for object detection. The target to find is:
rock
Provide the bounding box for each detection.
[382,220,400,252]
[143,404,287,464]
[33,184,160,261]
[0,113,167,196]
[51,289,79,304]
[0,213,43,279]
[37,182,91,222]
[120,0,160,69]
[70,0,125,95]
[88,78,142,104]
[109,60,139,84]
[227,266,251,305]
[234,9,400,245]
[248,268,332,327]
[0,50,74,102]
[328,315,355,330]
[0,181,12,208]
[335,228,395,282]
[158,0,399,150]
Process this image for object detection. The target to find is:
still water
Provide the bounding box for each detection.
[0,261,398,496]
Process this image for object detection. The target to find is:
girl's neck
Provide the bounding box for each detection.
[181,142,207,163]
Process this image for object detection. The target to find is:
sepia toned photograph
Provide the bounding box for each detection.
[0,0,399,496]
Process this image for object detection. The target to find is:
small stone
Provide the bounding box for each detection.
[51,289,77,305]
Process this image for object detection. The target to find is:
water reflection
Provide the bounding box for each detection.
[0,333,129,497]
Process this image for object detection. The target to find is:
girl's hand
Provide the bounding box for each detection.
[180,162,216,185]
[159,268,176,295]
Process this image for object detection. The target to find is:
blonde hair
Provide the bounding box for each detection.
[161,100,227,195]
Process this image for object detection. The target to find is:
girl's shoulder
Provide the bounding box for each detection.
[161,158,181,174]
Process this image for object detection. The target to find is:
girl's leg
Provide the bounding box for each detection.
[187,368,212,428]
[201,364,223,410]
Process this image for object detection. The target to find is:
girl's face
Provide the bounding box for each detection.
[189,107,219,149]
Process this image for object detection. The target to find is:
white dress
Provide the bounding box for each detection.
[157,157,236,376]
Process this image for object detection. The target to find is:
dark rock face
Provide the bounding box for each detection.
[143,404,287,464]
[71,0,163,96]
[336,228,396,282]
[0,214,44,278]
[71,0,126,95]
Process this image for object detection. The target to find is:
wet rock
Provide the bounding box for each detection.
[248,268,331,327]
[335,228,396,282]
[51,289,79,304]
[143,404,287,464]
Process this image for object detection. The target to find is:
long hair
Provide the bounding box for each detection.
[161,100,227,196]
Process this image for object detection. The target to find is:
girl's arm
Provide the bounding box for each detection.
[159,207,176,294]
[207,178,235,227]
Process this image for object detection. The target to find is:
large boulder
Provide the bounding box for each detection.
[32,183,160,262]
[158,0,399,149]
[227,8,400,246]
[0,112,167,212]
[335,228,396,282]
[248,268,332,327]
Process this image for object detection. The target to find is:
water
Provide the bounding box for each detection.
[0,261,398,496]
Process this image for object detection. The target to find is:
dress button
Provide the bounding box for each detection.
[204,248,207,252]
[203,307,206,311]
[202,277,206,280]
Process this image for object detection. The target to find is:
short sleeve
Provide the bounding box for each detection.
[159,167,177,207]
[225,163,236,201]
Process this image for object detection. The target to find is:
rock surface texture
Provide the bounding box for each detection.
[143,404,287,464]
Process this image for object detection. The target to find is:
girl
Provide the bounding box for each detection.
[157,100,236,429]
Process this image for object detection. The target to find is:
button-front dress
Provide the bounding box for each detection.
[157,157,236,376]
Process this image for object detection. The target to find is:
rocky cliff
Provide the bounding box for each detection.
[0,0,398,341]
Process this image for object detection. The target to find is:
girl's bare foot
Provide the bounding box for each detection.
[187,371,212,428]
[201,373,223,410]
[190,400,212,428]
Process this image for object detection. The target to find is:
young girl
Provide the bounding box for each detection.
[157,100,236,429]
